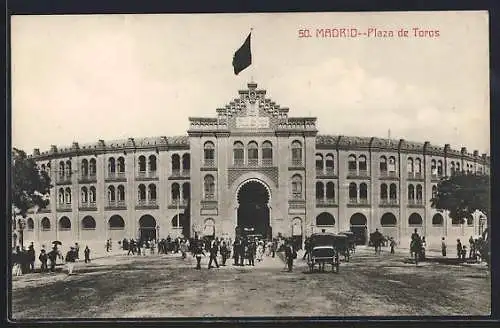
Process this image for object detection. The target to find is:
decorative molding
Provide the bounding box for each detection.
[228,167,279,187]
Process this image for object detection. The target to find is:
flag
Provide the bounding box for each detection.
[232,33,252,75]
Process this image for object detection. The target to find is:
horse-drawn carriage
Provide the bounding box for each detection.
[338,231,356,260]
[307,233,349,273]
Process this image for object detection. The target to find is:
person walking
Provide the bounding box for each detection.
[441,237,447,257]
[75,243,80,260]
[27,242,36,272]
[208,241,220,269]
[232,238,240,266]
[220,241,229,266]
[180,240,188,259]
[48,246,59,272]
[39,249,48,272]
[284,240,296,272]
[456,239,462,259]
[84,246,91,263]
[247,241,256,266]
[390,237,396,254]
[193,240,206,270]
[65,246,77,275]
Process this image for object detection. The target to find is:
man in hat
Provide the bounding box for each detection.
[193,239,206,270]
[39,249,48,273]
[208,240,220,269]
[84,245,91,263]
[284,239,296,272]
[65,246,77,275]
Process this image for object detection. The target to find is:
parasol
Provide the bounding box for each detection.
[52,240,62,246]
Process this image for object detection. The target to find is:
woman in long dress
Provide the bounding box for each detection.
[256,241,264,262]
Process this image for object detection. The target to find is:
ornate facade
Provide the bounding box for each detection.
[18,82,490,250]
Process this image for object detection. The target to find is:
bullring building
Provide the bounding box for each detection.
[18,82,490,250]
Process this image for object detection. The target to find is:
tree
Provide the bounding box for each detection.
[431,172,490,264]
[11,148,52,247]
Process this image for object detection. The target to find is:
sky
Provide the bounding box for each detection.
[11,11,490,154]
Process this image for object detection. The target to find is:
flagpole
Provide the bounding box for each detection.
[250,27,254,83]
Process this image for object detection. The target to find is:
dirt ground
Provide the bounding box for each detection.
[10,247,491,318]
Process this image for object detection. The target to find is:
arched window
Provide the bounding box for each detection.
[148,184,157,200]
[82,216,96,229]
[388,156,396,172]
[59,217,71,230]
[204,141,215,166]
[359,183,368,201]
[358,155,367,172]
[432,213,444,226]
[89,159,96,176]
[138,184,146,201]
[89,186,96,203]
[408,213,423,226]
[59,161,65,179]
[291,141,302,165]
[233,141,244,166]
[432,185,437,199]
[380,183,388,200]
[389,184,397,201]
[108,185,116,202]
[325,154,335,173]
[292,174,303,198]
[381,213,397,226]
[64,187,71,204]
[41,217,51,230]
[204,175,216,200]
[172,154,180,172]
[182,153,190,172]
[109,215,125,229]
[108,157,116,174]
[316,154,324,172]
[262,141,273,165]
[316,212,335,226]
[380,156,387,173]
[408,184,415,201]
[171,183,180,201]
[182,182,190,202]
[148,155,157,172]
[58,188,65,204]
[81,187,88,203]
[65,160,72,177]
[316,182,324,200]
[81,159,89,177]
[415,158,422,175]
[172,214,186,228]
[27,218,34,230]
[117,157,125,173]
[407,158,414,173]
[326,182,335,201]
[437,160,443,176]
[349,182,357,201]
[348,154,357,171]
[138,156,146,172]
[247,141,258,166]
[117,185,125,201]
[416,184,423,201]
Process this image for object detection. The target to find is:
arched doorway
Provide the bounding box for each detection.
[291,218,303,250]
[350,213,368,245]
[139,215,157,242]
[236,180,271,239]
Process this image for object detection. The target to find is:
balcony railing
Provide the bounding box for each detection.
[348,198,369,205]
[106,200,126,208]
[316,198,336,206]
[291,159,303,167]
[291,193,303,200]
[136,170,158,179]
[57,203,72,211]
[233,159,244,167]
[171,199,188,207]
[408,199,424,206]
[380,171,398,178]
[204,194,216,201]
[359,198,369,205]
[56,175,72,184]
[136,199,158,208]
[204,159,216,167]
[79,202,97,210]
[248,159,258,167]
[79,173,97,183]
[380,198,398,206]
[106,171,126,180]
[262,158,273,166]
[358,169,369,177]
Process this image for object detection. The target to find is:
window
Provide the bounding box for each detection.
[316,154,324,171]
[59,161,65,179]
[389,184,397,200]
[108,157,116,174]
[348,155,357,171]
[89,159,96,176]
[27,218,34,230]
[415,158,421,174]
[233,141,244,165]
[89,186,96,203]
[59,217,71,230]
[148,184,157,200]
[65,160,72,177]
[408,184,415,200]
[326,182,335,200]
[325,154,334,172]
[388,157,396,172]
[108,186,116,202]
[291,141,302,165]
[380,183,388,200]
[432,185,437,199]
[292,174,303,197]
[81,159,89,176]
[172,154,180,171]
[349,183,357,201]
[262,141,272,165]
[149,155,157,172]
[117,185,125,201]
[64,187,72,204]
[247,141,258,165]
[316,212,335,226]
[381,213,397,226]
[432,213,444,226]
[171,183,180,201]
[431,159,437,175]
[117,157,125,173]
[182,154,190,171]
[138,156,146,172]
[316,182,324,200]
[81,187,88,203]
[41,217,51,230]
[359,155,367,171]
[437,160,443,176]
[407,158,414,173]
[138,184,146,201]
[450,162,455,175]
[182,183,190,202]
[172,214,186,228]
[204,175,216,199]
[109,215,125,229]
[416,185,423,201]
[58,188,64,204]
[82,216,96,229]
[408,213,423,226]
[380,156,387,172]
[359,183,368,200]
[204,141,215,166]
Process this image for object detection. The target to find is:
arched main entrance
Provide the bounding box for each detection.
[350,213,368,245]
[236,180,271,239]
[139,215,157,242]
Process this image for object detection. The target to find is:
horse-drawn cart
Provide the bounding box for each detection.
[307,233,349,273]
